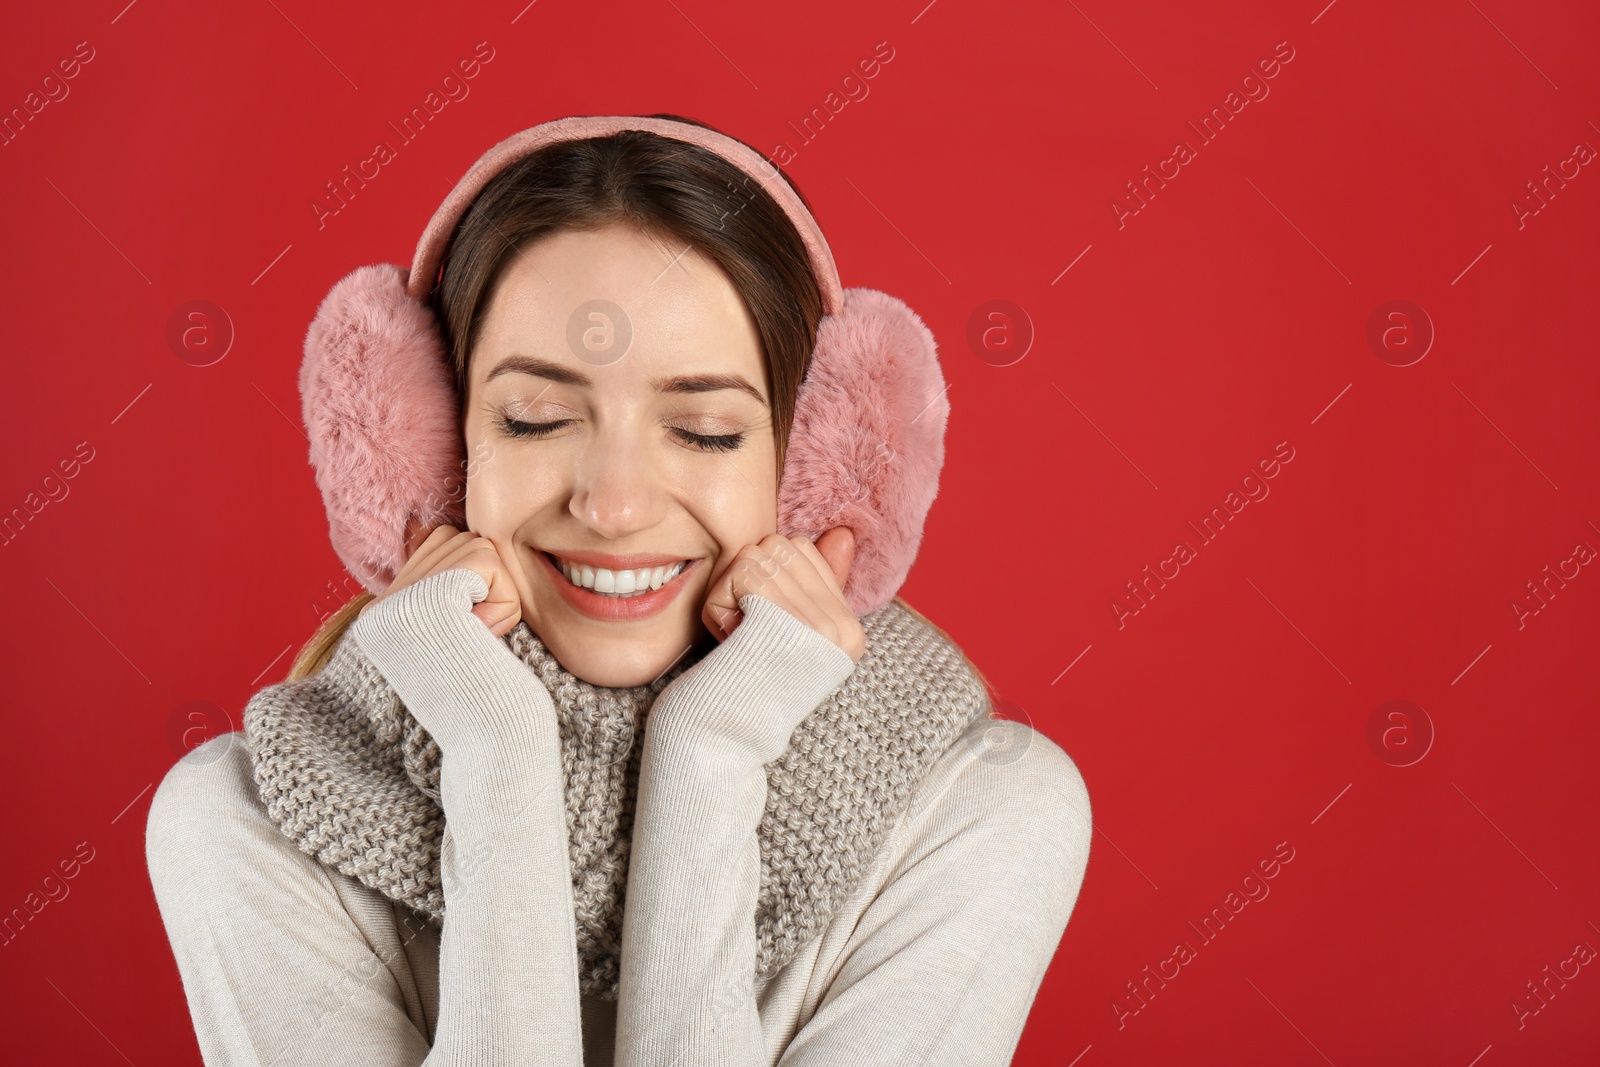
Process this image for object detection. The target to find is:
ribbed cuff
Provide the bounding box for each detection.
[349,567,557,758]
[647,591,858,763]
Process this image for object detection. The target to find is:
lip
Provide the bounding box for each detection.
[535,549,702,622]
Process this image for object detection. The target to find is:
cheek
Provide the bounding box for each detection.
[464,439,557,533]
[687,454,780,558]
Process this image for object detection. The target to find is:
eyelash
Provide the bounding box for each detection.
[494,416,746,454]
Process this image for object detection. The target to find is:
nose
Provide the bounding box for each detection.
[567,424,668,539]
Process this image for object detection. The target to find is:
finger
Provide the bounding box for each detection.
[382,527,451,595]
[791,532,852,603]
[759,536,843,627]
[752,538,859,654]
[422,531,486,579]
[431,538,489,586]
[474,599,520,638]
[704,604,736,643]
[741,539,834,634]
[470,538,524,627]
[403,525,467,579]
[418,524,461,552]
[701,549,754,640]
[809,527,856,593]
[478,553,523,632]
[771,535,863,658]
[438,538,522,618]
[703,545,790,640]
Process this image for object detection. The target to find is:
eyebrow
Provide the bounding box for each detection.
[484,353,767,405]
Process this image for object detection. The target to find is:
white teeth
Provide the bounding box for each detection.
[553,556,687,597]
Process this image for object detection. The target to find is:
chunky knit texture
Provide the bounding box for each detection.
[243,589,993,1002]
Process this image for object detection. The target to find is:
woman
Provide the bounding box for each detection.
[146,114,1093,1065]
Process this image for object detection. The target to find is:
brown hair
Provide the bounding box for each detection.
[287,114,824,682]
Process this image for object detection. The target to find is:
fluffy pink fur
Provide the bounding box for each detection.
[778,287,947,617]
[300,263,466,594]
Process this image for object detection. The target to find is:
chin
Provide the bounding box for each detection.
[541,629,693,690]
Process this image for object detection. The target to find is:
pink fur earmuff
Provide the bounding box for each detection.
[299,116,949,618]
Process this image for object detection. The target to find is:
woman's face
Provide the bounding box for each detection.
[462,222,779,687]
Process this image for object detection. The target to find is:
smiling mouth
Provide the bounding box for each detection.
[543,552,692,598]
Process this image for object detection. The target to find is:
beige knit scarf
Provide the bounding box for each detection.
[243,597,993,1002]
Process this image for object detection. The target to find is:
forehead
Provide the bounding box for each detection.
[470,223,764,387]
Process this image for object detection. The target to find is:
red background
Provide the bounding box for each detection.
[2,1,1596,1063]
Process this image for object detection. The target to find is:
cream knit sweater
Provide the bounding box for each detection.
[146,568,1092,1065]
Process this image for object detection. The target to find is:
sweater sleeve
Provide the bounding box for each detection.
[612,594,1094,1067]
[613,592,858,1064]
[348,567,585,1065]
[146,567,586,1066]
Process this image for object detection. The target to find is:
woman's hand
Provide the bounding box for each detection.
[701,527,866,662]
[360,523,524,639]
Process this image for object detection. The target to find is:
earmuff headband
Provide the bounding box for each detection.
[405,116,845,315]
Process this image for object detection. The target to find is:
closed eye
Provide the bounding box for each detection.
[495,416,571,440]
[494,416,745,454]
